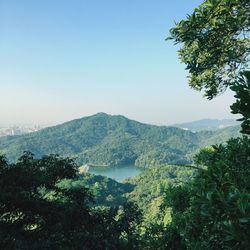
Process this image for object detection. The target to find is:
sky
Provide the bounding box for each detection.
[0,0,237,126]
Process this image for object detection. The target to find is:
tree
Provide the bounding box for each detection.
[168,0,250,99]
[0,152,94,249]
[169,0,250,134]
[187,137,250,249]
[230,71,250,134]
[164,1,250,249]
[0,152,143,249]
[162,137,250,249]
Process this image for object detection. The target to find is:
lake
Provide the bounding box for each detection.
[89,165,142,182]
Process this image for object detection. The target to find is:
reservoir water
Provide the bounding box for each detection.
[89,165,142,182]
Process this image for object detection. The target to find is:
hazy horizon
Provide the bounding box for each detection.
[0,111,239,128]
[1,0,237,126]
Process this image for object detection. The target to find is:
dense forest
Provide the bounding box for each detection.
[0,113,240,167]
[0,153,197,249]
[0,0,249,249]
[1,137,249,249]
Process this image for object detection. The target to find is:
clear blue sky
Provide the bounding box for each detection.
[0,0,236,126]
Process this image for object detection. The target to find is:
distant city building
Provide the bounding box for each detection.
[0,125,42,137]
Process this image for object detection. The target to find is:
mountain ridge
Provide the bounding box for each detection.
[0,113,240,167]
[173,118,239,132]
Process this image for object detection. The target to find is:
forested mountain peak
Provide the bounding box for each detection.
[0,113,240,167]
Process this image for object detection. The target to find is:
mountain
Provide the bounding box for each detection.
[173,118,239,132]
[0,113,240,167]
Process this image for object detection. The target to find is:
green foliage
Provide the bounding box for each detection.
[167,0,250,244]
[114,202,142,249]
[58,172,134,207]
[230,71,250,134]
[51,163,197,249]
[0,152,93,249]
[169,0,250,135]
[165,1,250,248]
[127,165,195,213]
[0,113,239,168]
[125,165,195,249]
[163,137,250,250]
[0,152,143,249]
[169,0,250,99]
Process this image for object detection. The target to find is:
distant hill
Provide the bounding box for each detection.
[0,113,240,167]
[173,118,239,132]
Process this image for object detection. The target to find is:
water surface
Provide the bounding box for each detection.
[89,165,142,182]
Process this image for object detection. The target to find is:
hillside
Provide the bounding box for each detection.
[58,172,134,207]
[0,113,240,167]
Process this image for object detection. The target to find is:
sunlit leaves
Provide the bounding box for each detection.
[168,0,250,99]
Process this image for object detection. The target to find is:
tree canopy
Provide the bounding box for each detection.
[0,153,142,249]
[162,1,250,248]
[169,0,250,99]
[162,137,250,249]
[230,71,250,134]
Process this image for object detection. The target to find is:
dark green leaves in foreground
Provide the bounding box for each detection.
[1,139,249,249]
[230,71,250,134]
[0,153,142,250]
[163,137,250,249]
[0,153,92,249]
